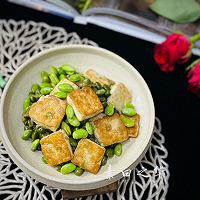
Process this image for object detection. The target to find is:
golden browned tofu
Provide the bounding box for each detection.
[92,113,128,146]
[107,82,131,111]
[84,69,115,86]
[50,78,78,95]
[71,139,105,174]
[29,95,67,131]
[125,114,140,138]
[40,130,73,166]
[67,87,103,121]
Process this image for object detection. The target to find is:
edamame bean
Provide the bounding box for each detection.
[94,82,101,90]
[41,156,47,164]
[104,90,110,97]
[106,148,114,158]
[29,93,36,102]
[68,74,81,82]
[66,105,74,119]
[31,139,40,151]
[40,82,52,88]
[69,137,78,147]
[82,78,91,87]
[68,115,80,127]
[49,73,59,85]
[54,91,67,99]
[122,108,136,117]
[23,96,31,112]
[50,66,58,75]
[85,122,93,135]
[31,130,39,141]
[58,83,74,93]
[105,103,114,116]
[96,89,106,96]
[114,143,122,156]
[21,130,32,140]
[101,156,107,166]
[40,71,50,83]
[124,102,134,109]
[74,167,84,176]
[27,119,34,128]
[58,66,65,75]
[61,64,75,75]
[121,115,134,128]
[61,121,71,136]
[73,128,88,139]
[59,74,65,81]
[60,163,76,175]
[31,83,39,93]
[40,87,53,95]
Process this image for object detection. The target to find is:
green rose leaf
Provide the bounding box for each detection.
[150,0,200,23]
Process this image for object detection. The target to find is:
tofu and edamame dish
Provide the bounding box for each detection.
[21,65,140,176]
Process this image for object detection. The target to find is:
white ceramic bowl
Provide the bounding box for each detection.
[0,45,155,190]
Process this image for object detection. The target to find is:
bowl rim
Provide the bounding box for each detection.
[0,44,155,186]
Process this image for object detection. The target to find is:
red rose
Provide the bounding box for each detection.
[154,33,191,72]
[187,62,200,97]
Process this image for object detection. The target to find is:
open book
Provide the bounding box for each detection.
[8,0,200,55]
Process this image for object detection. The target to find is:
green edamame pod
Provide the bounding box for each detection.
[61,121,71,136]
[101,156,107,166]
[41,156,47,164]
[61,64,75,75]
[59,74,66,81]
[53,91,67,99]
[122,108,136,117]
[105,103,114,116]
[68,74,81,82]
[74,167,84,176]
[66,105,74,119]
[85,122,93,135]
[60,163,76,175]
[27,119,34,128]
[68,115,80,127]
[21,130,32,140]
[124,102,134,109]
[106,148,114,158]
[40,87,53,95]
[121,115,134,128]
[40,82,52,88]
[40,71,50,83]
[31,139,40,151]
[31,83,39,93]
[73,128,88,139]
[69,137,78,147]
[23,96,31,112]
[58,83,74,93]
[96,89,106,96]
[114,143,122,156]
[50,66,58,76]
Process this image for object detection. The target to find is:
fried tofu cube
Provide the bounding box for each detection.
[67,87,103,121]
[40,130,73,166]
[125,114,140,138]
[71,139,105,174]
[29,95,67,131]
[84,69,115,86]
[50,78,78,95]
[92,113,128,146]
[107,82,131,111]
